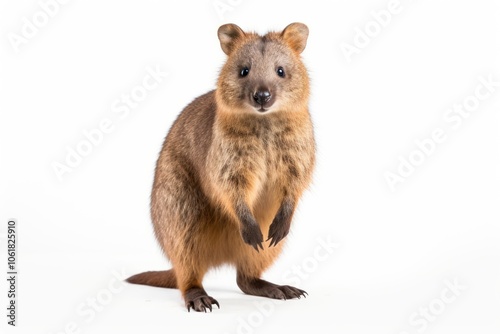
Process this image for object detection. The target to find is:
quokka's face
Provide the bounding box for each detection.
[217,23,310,114]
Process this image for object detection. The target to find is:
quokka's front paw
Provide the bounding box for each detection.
[267,219,290,247]
[241,222,264,251]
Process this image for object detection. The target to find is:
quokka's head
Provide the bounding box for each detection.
[216,23,310,114]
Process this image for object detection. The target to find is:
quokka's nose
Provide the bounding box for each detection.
[253,89,272,105]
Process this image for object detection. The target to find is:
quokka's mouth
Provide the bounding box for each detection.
[249,100,275,113]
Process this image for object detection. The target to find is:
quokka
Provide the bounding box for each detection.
[127,22,316,312]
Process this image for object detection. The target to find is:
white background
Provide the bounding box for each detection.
[1,0,499,333]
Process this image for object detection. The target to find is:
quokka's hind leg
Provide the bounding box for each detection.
[152,177,220,311]
[174,262,220,312]
[235,246,307,300]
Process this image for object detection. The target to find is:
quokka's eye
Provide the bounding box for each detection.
[240,67,250,77]
[277,66,285,78]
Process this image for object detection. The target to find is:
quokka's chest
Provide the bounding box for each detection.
[210,115,315,186]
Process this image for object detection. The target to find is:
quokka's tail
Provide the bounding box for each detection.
[126,269,177,289]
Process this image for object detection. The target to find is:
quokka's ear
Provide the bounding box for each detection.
[218,23,246,55]
[281,22,309,54]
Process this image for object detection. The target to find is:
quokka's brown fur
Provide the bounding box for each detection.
[127,22,316,312]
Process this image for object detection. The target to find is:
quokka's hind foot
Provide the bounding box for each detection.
[237,274,307,300]
[184,287,220,312]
